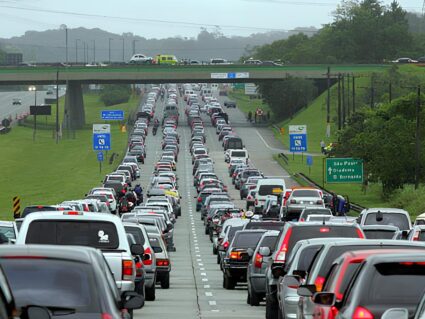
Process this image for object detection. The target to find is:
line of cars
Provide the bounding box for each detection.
[0,87,181,318]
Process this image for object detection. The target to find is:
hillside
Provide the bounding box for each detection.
[0,27,318,63]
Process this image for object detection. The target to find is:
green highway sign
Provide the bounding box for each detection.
[325,158,363,183]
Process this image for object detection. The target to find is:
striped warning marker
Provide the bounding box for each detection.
[13,196,21,219]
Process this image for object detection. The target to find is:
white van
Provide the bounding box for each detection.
[228,149,249,164]
[184,90,195,101]
[254,178,286,213]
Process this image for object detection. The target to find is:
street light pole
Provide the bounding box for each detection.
[93,40,96,63]
[75,39,80,63]
[56,71,59,144]
[65,27,68,64]
[122,38,125,62]
[415,85,421,189]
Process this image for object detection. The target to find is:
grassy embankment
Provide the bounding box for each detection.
[0,94,139,219]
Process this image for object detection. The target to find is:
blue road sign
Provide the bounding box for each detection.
[306,155,313,166]
[93,133,111,151]
[289,134,307,152]
[227,72,236,79]
[101,110,124,120]
[97,152,104,162]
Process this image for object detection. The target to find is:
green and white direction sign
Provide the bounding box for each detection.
[325,158,363,183]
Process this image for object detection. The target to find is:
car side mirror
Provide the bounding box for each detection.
[381,308,409,319]
[293,269,307,279]
[26,306,52,319]
[122,291,145,310]
[247,248,254,257]
[259,246,271,257]
[297,284,316,297]
[312,292,336,306]
[130,244,144,256]
[282,275,301,289]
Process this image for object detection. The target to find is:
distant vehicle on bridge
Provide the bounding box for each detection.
[153,54,178,65]
[129,54,153,64]
[392,57,418,63]
[210,58,232,65]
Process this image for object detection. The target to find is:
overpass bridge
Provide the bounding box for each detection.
[0,64,389,129]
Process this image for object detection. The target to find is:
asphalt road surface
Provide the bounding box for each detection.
[0,89,65,123]
[130,90,294,319]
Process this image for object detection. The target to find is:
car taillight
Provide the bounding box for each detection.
[223,241,229,250]
[230,251,242,260]
[197,197,202,202]
[413,231,420,241]
[143,247,153,266]
[135,261,143,278]
[328,306,339,319]
[213,218,220,224]
[356,228,365,239]
[63,211,83,215]
[299,218,305,222]
[122,259,134,280]
[254,253,263,268]
[320,227,330,233]
[255,199,258,205]
[314,276,325,292]
[352,306,374,319]
[156,259,170,267]
[232,173,236,177]
[275,227,292,262]
[102,313,113,319]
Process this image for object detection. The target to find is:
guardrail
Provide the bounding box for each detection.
[296,172,366,213]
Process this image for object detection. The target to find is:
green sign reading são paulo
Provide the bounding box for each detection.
[325,158,363,183]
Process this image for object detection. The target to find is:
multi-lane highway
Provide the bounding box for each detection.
[131,90,295,318]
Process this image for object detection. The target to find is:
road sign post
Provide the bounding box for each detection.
[93,124,111,151]
[289,125,307,153]
[325,158,363,183]
[97,151,104,173]
[306,155,313,175]
[12,196,21,219]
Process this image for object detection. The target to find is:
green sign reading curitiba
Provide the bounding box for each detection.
[325,158,363,183]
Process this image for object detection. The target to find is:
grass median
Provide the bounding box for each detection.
[0,93,139,219]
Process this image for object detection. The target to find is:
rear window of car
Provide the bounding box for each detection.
[360,262,425,309]
[22,206,56,218]
[1,259,100,312]
[124,226,146,246]
[363,229,397,239]
[259,185,283,196]
[301,209,332,218]
[149,237,163,253]
[292,190,320,197]
[297,245,323,272]
[231,151,247,157]
[364,213,410,230]
[228,226,244,241]
[245,222,285,231]
[288,226,361,254]
[25,220,119,249]
[259,235,279,252]
[233,232,265,249]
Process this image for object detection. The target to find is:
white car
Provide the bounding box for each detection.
[130,54,152,64]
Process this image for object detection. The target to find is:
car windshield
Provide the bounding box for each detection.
[292,190,320,197]
[258,185,283,196]
[364,212,410,230]
[1,258,100,312]
[25,220,120,249]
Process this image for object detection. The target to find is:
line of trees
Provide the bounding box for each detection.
[244,0,425,64]
[100,84,132,106]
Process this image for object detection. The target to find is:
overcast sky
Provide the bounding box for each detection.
[0,0,422,39]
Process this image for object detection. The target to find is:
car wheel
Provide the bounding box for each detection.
[161,273,170,289]
[266,293,278,319]
[213,245,217,255]
[223,274,235,290]
[247,292,251,305]
[216,254,220,264]
[249,289,261,306]
[145,284,156,301]
[135,281,145,297]
[278,308,284,319]
[205,226,209,235]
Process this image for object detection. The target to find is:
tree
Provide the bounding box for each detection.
[100,84,131,106]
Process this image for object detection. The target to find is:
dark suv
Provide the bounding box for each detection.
[222,229,266,289]
[264,222,364,319]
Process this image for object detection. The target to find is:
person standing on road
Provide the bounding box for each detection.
[320,140,326,154]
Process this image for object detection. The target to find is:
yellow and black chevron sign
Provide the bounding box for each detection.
[12,196,21,219]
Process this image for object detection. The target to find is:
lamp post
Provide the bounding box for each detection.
[60,24,68,64]
[93,40,96,63]
[29,86,37,141]
[122,38,125,62]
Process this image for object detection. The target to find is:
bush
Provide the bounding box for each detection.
[389,185,425,218]
[100,85,131,106]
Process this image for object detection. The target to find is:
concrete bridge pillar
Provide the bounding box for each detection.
[63,81,85,129]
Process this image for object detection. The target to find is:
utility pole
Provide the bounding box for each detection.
[109,38,113,64]
[122,38,125,62]
[352,74,356,113]
[337,74,342,130]
[56,71,59,144]
[347,74,350,118]
[93,40,96,63]
[326,66,331,124]
[75,39,80,63]
[415,85,421,189]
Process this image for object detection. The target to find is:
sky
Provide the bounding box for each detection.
[0,0,423,39]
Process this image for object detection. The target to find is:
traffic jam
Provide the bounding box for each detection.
[2,83,425,319]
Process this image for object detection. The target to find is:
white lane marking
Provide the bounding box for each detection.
[201,272,207,276]
[208,301,217,306]
[211,309,220,312]
[197,258,202,262]
[198,263,203,266]
[194,240,198,243]
[202,278,208,282]
[205,292,213,297]
[255,129,286,152]
[200,267,205,271]
[204,285,210,289]
[196,254,201,257]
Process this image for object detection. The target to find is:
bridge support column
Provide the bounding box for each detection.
[63,81,85,129]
